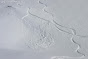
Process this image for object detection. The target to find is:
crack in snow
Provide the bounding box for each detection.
[26,7,85,58]
[38,0,86,58]
[21,2,86,58]
[20,0,88,58]
[70,29,85,58]
[38,0,88,38]
[2,0,88,58]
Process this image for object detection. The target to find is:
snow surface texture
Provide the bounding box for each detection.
[0,0,88,59]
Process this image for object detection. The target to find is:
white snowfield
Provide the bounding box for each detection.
[0,0,88,59]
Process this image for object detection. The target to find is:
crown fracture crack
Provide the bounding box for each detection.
[21,0,87,57]
[38,0,86,58]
